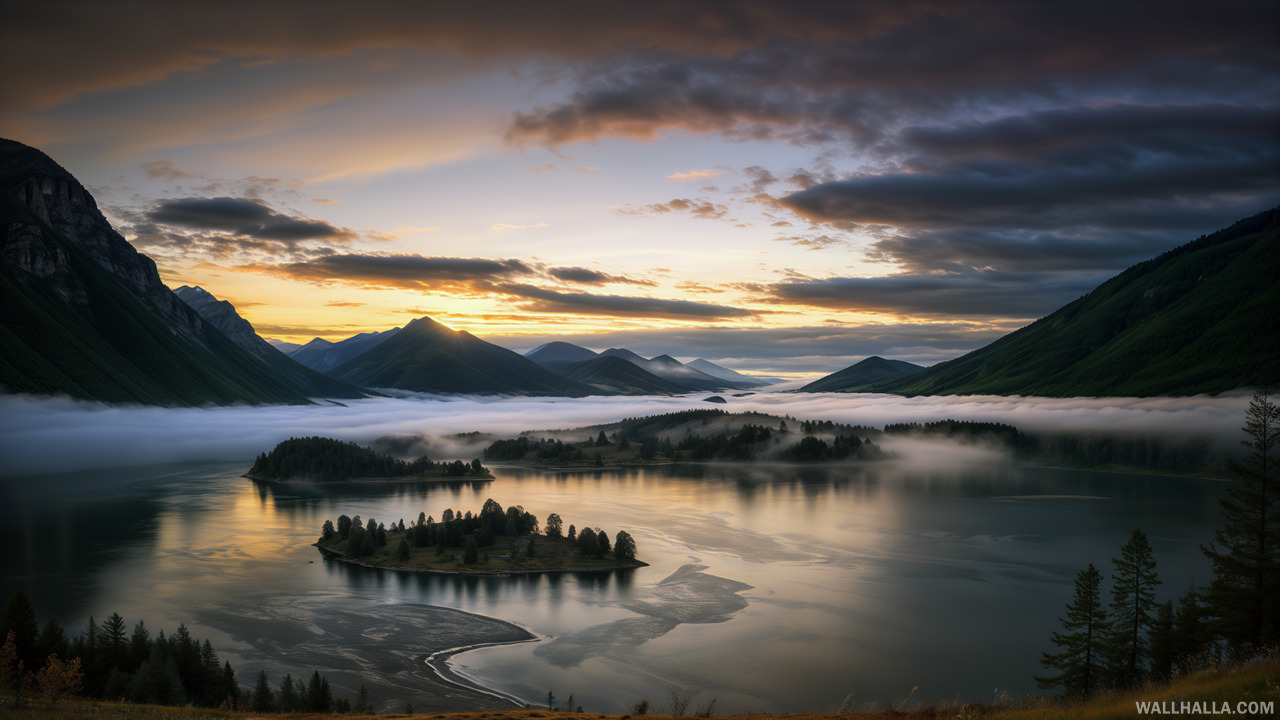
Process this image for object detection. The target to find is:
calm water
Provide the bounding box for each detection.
[0,455,1223,713]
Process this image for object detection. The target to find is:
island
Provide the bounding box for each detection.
[482,408,889,468]
[246,436,493,482]
[315,498,647,574]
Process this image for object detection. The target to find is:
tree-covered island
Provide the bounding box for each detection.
[483,409,889,468]
[315,498,646,574]
[245,436,492,482]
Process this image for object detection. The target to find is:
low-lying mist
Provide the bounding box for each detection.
[0,390,1254,478]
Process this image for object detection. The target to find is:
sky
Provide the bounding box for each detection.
[3,1,1277,378]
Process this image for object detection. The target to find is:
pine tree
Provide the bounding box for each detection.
[1107,529,1161,687]
[278,673,298,712]
[251,669,274,711]
[1202,389,1280,652]
[1036,564,1108,698]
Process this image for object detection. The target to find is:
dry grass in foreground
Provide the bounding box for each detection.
[2,657,1277,720]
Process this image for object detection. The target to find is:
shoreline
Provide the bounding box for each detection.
[425,636,541,708]
[244,472,494,484]
[315,543,648,575]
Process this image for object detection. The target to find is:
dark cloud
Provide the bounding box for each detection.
[768,270,1104,318]
[261,253,536,291]
[505,5,1278,148]
[739,166,779,193]
[548,266,655,286]
[495,283,755,320]
[869,229,1187,275]
[148,196,357,243]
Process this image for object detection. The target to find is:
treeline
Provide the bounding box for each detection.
[0,594,366,712]
[884,419,1032,451]
[484,421,885,465]
[320,498,638,565]
[1037,390,1279,699]
[781,433,885,462]
[249,436,488,481]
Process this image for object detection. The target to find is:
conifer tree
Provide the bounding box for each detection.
[1107,529,1161,687]
[251,669,274,711]
[278,673,298,712]
[1036,564,1108,698]
[1202,389,1280,651]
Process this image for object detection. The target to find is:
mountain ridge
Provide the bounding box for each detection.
[0,138,347,406]
[327,316,599,396]
[863,207,1280,397]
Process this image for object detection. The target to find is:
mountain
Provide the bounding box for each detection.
[525,341,599,367]
[267,338,303,354]
[289,328,400,373]
[600,347,651,365]
[865,207,1280,397]
[0,138,348,406]
[599,348,752,390]
[799,356,925,392]
[174,285,368,399]
[327,316,600,396]
[687,358,781,387]
[546,355,688,395]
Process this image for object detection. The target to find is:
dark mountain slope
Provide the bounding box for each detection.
[0,138,339,405]
[289,328,400,373]
[867,208,1280,397]
[525,341,599,367]
[327,316,599,396]
[174,285,368,399]
[800,356,925,392]
[548,355,688,395]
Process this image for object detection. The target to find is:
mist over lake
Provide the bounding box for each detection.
[0,391,1250,477]
[0,391,1247,712]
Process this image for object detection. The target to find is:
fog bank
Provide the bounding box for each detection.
[0,391,1253,477]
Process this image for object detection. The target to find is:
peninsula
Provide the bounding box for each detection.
[246,436,493,482]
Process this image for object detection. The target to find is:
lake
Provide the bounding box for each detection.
[0,447,1225,713]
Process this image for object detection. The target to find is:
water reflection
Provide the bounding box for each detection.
[0,458,1225,714]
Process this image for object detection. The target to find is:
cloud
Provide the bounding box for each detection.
[495,283,755,320]
[773,233,848,251]
[666,169,721,181]
[3,391,1249,477]
[768,270,1103,318]
[148,196,358,243]
[256,253,537,291]
[548,266,655,286]
[619,198,729,220]
[312,198,341,205]
[140,159,202,180]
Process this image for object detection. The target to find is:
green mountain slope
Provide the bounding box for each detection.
[799,356,925,392]
[0,138,338,406]
[328,316,599,396]
[867,208,1280,397]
